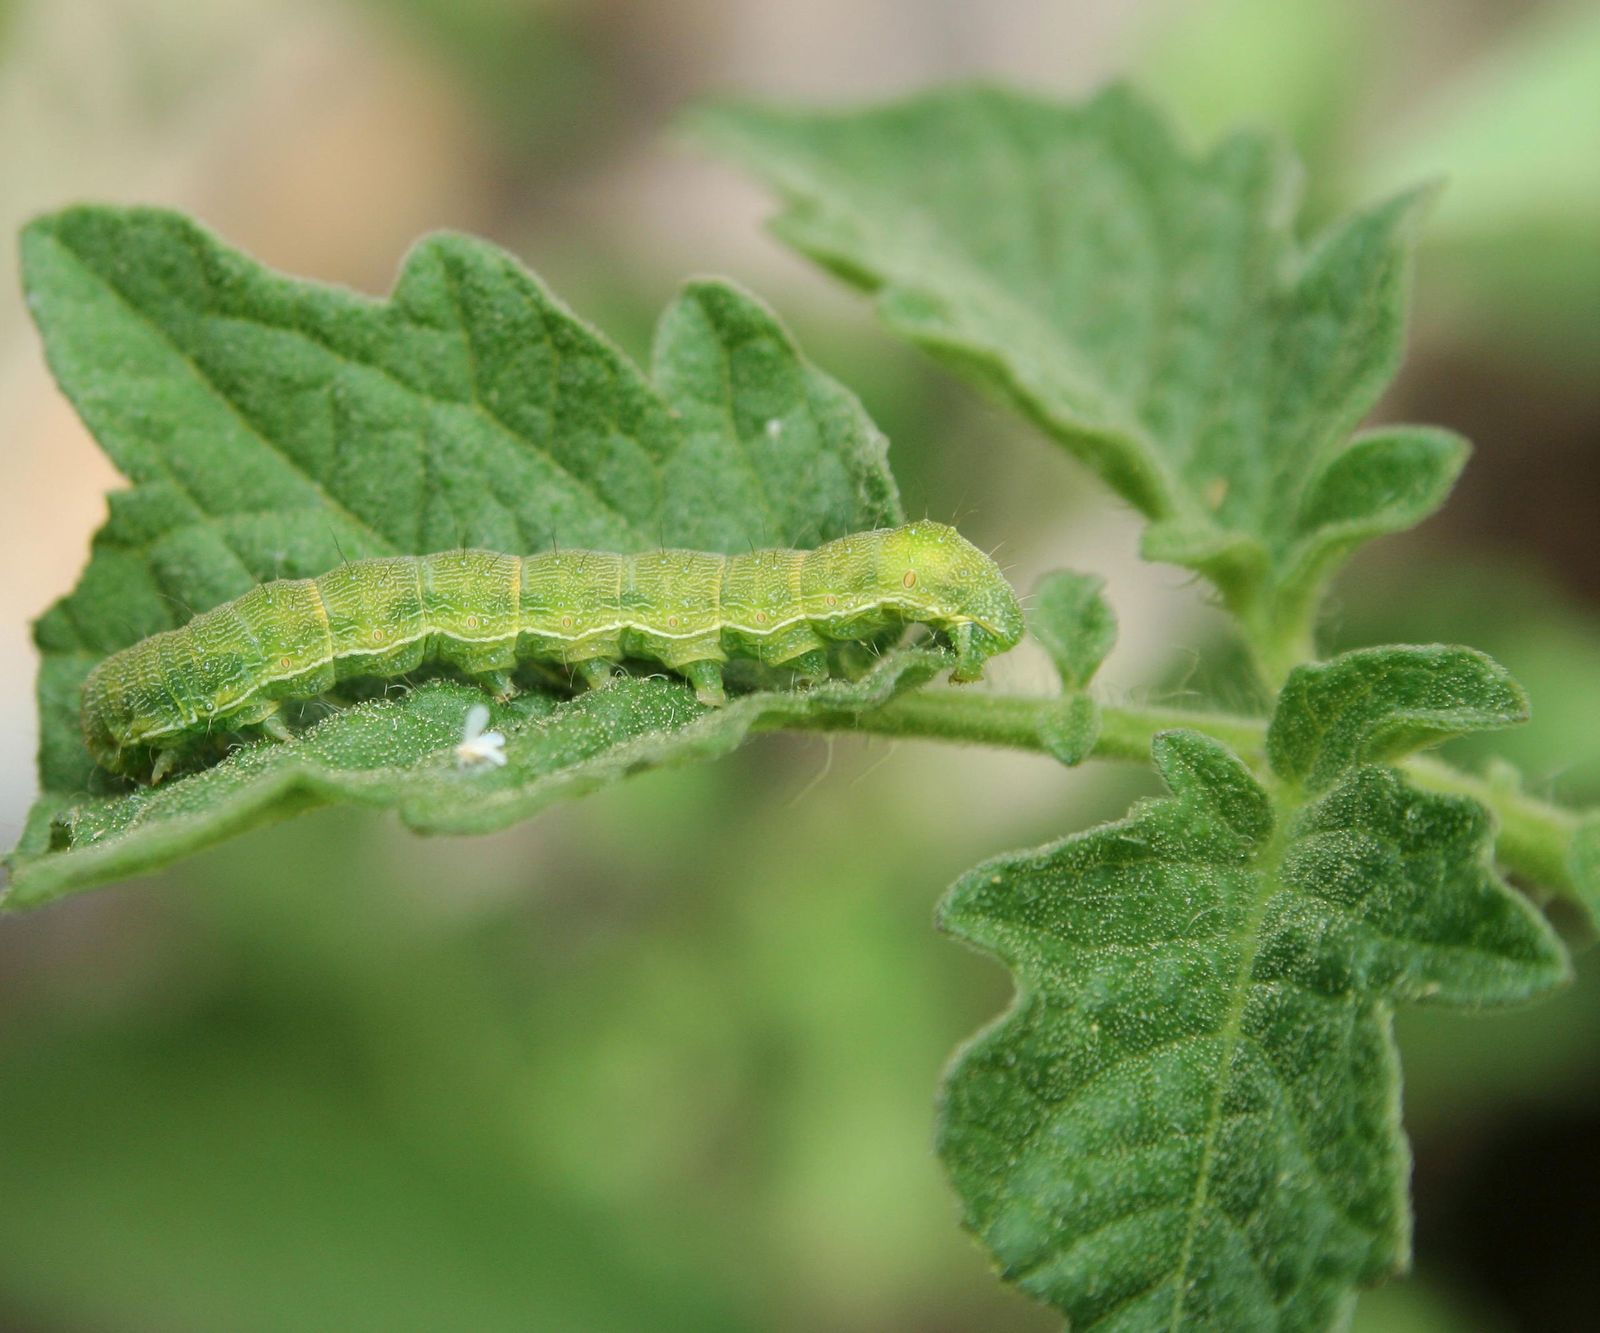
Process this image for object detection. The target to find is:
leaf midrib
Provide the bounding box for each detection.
[435,253,653,544]
[1167,792,1293,1330]
[38,231,397,562]
[48,226,657,556]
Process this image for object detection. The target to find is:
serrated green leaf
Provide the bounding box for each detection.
[1276,427,1468,619]
[691,85,1464,669]
[6,206,906,905]
[1268,645,1528,795]
[1030,571,1117,690]
[937,647,1567,1326]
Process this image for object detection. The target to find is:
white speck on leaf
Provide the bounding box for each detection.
[454,703,506,769]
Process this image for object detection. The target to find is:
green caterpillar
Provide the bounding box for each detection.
[82,522,1023,783]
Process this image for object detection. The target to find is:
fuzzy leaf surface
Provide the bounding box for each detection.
[1268,645,1528,794]
[693,85,1467,651]
[1030,570,1117,690]
[7,206,906,905]
[938,645,1567,1327]
[1027,569,1114,767]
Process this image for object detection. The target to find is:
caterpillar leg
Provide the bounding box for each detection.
[575,659,619,692]
[950,622,986,683]
[477,670,518,702]
[149,747,182,786]
[225,696,293,743]
[682,660,727,707]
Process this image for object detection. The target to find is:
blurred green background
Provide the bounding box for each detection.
[1,2,1596,1329]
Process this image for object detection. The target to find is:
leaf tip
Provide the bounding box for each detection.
[1270,646,1529,790]
[1028,569,1117,690]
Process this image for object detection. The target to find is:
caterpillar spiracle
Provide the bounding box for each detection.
[82,522,1024,784]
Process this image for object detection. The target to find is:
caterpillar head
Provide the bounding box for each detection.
[80,638,197,781]
[875,522,1024,658]
[80,661,130,774]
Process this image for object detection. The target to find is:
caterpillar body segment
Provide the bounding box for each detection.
[81,522,1023,782]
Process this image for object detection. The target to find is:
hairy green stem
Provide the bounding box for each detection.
[780,690,1589,902]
